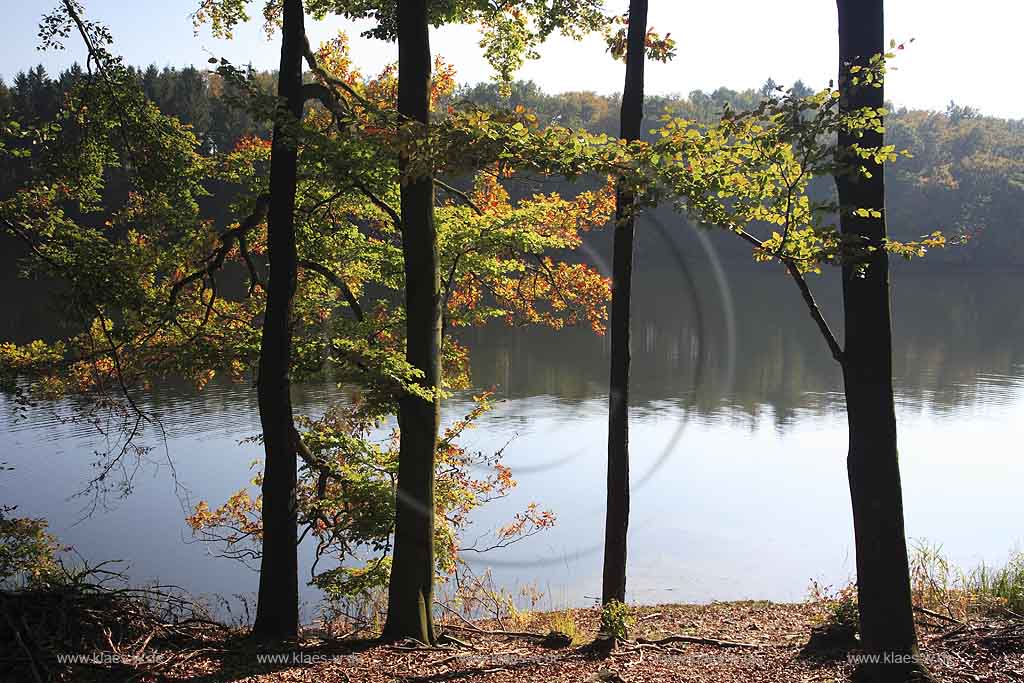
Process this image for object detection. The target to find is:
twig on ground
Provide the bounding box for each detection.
[915,606,964,626]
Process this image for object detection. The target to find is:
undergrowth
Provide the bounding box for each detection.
[809,540,1024,631]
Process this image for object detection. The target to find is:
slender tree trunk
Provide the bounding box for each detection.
[252,0,304,640]
[382,0,440,644]
[602,0,648,606]
[836,1,928,679]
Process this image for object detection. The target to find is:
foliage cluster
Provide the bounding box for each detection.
[186,392,557,599]
[0,513,61,586]
[0,20,614,602]
[599,598,633,640]
[809,580,860,632]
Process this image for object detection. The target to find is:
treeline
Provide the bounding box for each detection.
[0,64,270,154]
[3,63,1022,266]
[455,82,1024,267]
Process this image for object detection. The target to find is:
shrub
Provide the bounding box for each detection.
[599,599,634,640]
[808,580,859,632]
[0,514,60,586]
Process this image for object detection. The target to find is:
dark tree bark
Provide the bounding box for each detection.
[381,0,440,644]
[252,0,304,640]
[836,1,929,679]
[602,0,648,606]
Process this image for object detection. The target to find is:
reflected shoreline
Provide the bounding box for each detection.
[1,268,1023,609]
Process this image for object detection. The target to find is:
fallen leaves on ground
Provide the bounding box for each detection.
[32,601,1024,682]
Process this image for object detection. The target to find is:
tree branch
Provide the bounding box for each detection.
[168,193,270,308]
[297,259,364,322]
[301,37,373,109]
[434,179,483,216]
[351,179,402,231]
[733,226,845,364]
[301,82,348,116]
[59,0,138,166]
[236,232,262,296]
[782,260,845,364]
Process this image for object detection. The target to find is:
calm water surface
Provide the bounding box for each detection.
[2,262,1023,619]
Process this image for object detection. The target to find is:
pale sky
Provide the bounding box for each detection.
[2,1,1020,119]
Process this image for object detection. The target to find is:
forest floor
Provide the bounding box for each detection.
[14,600,1024,683]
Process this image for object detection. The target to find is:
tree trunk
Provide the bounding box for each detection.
[602,0,648,606]
[836,1,928,679]
[252,0,304,640]
[382,0,440,644]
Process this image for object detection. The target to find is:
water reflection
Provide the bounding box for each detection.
[1,264,1023,611]
[465,266,1024,423]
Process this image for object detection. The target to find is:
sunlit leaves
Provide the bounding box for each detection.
[605,13,676,64]
[192,0,253,38]
[194,0,607,98]
[886,231,950,260]
[478,10,538,97]
[0,515,62,584]
[189,392,554,598]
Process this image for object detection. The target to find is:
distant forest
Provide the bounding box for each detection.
[3,63,1023,267]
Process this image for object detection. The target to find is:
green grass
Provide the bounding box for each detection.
[810,542,1024,626]
[547,610,580,644]
[965,556,1024,615]
[910,539,1024,618]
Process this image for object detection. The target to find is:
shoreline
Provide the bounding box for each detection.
[5,590,1023,682]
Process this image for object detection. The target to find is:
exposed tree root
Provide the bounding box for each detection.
[635,633,762,648]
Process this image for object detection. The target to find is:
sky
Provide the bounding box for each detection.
[1,1,1021,119]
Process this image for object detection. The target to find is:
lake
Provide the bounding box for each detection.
[3,245,1024,622]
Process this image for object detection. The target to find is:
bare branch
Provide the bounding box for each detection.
[783,260,845,364]
[236,233,262,295]
[732,226,845,364]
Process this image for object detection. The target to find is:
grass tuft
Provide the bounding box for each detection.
[910,539,1024,618]
[547,610,580,644]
